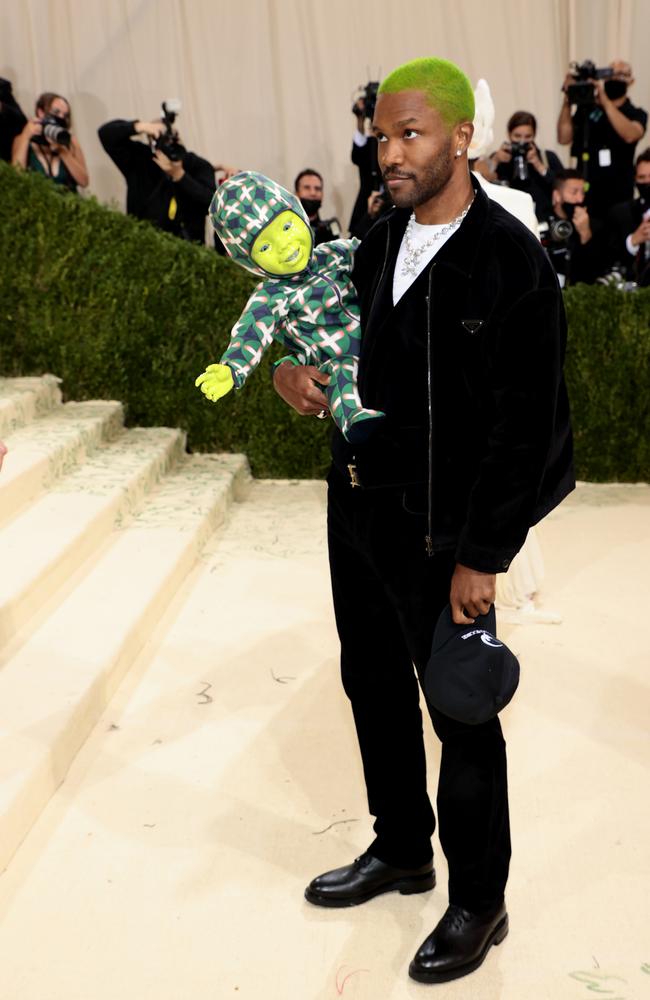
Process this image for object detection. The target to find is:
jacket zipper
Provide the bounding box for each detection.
[348,223,391,487]
[425,265,436,557]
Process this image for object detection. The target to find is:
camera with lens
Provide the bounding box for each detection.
[539,218,574,281]
[152,99,185,162]
[509,141,531,159]
[352,81,380,122]
[509,140,532,182]
[33,113,71,149]
[539,217,573,250]
[545,218,573,243]
[567,59,614,106]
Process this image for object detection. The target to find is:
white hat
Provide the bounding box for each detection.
[469,79,495,159]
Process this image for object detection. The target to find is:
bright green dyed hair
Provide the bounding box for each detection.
[378,57,475,130]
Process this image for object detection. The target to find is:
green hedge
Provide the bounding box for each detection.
[1,163,649,480]
[0,164,332,478]
[563,283,650,480]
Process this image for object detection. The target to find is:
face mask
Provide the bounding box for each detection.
[636,183,650,204]
[561,202,579,221]
[604,79,627,100]
[299,197,321,217]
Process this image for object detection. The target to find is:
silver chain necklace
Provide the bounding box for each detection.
[401,197,474,277]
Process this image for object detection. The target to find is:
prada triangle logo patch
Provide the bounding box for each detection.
[461,319,484,335]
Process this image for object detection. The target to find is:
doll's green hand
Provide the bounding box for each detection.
[195,364,234,402]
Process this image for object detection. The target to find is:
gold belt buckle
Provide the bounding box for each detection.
[347,463,361,488]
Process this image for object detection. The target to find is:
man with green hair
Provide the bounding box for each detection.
[275,56,574,984]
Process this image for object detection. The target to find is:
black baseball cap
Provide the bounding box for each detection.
[424,604,520,725]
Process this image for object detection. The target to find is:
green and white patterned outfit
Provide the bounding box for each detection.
[209,171,384,443]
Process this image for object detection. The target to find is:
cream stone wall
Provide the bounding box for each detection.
[2,0,649,227]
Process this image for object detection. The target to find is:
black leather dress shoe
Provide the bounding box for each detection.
[304,851,435,908]
[409,901,508,983]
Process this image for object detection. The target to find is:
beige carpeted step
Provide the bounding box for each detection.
[0,399,125,526]
[0,427,186,645]
[0,374,62,438]
[0,452,250,873]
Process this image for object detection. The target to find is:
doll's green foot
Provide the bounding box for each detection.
[343,409,386,445]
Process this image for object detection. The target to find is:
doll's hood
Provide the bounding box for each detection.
[209,171,313,279]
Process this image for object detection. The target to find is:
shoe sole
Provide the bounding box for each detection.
[304,871,435,908]
[408,914,509,984]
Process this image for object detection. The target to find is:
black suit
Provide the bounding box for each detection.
[326,178,573,912]
[606,196,650,281]
[349,135,382,237]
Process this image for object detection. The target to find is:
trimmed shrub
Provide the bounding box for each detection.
[563,283,650,481]
[1,163,649,480]
[0,163,332,478]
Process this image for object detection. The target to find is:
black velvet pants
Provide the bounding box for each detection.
[327,466,511,913]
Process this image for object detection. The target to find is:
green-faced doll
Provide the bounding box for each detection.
[195,171,384,443]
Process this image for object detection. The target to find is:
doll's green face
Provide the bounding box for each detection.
[250,211,312,275]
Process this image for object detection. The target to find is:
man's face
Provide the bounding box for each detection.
[561,179,586,205]
[553,178,585,216]
[250,210,312,276]
[635,161,650,186]
[372,90,455,210]
[609,60,633,83]
[296,174,323,203]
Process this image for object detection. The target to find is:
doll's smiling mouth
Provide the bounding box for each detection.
[284,247,301,263]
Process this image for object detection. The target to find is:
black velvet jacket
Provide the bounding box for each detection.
[331,177,575,573]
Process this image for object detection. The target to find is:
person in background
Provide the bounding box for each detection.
[212,163,241,255]
[351,187,393,239]
[606,146,650,284]
[468,84,539,237]
[12,92,88,191]
[557,59,647,219]
[98,113,215,244]
[484,111,563,221]
[349,92,384,237]
[0,77,27,162]
[542,170,607,286]
[294,169,336,245]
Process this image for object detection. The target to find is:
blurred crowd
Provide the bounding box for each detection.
[1,58,648,288]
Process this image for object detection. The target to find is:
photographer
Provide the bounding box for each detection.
[606,147,650,285]
[11,92,88,191]
[351,188,393,240]
[541,170,607,286]
[294,169,337,245]
[98,108,215,243]
[557,60,647,219]
[0,78,27,162]
[348,88,386,237]
[485,111,563,221]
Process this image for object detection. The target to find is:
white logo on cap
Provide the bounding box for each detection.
[480,634,503,648]
[460,628,500,644]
